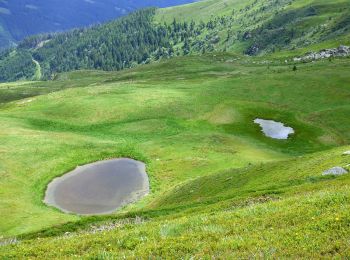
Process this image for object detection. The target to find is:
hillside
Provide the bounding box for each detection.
[0,0,350,258]
[2,147,350,258]
[156,0,350,54]
[0,54,350,257]
[0,0,196,50]
[0,20,15,49]
[0,0,349,82]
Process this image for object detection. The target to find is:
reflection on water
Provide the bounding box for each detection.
[44,158,149,215]
[254,118,294,139]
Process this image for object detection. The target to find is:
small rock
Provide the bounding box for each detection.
[322,167,348,176]
[343,151,350,155]
[0,237,18,246]
[338,45,350,55]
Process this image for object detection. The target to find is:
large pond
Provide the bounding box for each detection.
[254,118,294,139]
[44,158,149,215]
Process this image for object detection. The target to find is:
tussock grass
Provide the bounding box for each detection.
[0,55,349,257]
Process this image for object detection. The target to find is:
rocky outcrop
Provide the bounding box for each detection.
[293,45,350,62]
[322,167,348,176]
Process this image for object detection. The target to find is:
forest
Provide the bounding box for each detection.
[0,0,349,82]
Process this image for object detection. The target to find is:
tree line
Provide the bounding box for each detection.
[0,8,230,81]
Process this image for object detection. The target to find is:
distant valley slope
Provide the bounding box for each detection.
[0,0,349,82]
[0,0,196,49]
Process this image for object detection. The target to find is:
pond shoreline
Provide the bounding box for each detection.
[254,118,294,140]
[44,158,149,215]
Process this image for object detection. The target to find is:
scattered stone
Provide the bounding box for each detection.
[322,167,348,176]
[243,31,252,40]
[210,35,220,44]
[17,99,33,105]
[246,44,259,55]
[89,216,145,234]
[343,151,350,155]
[0,237,18,247]
[293,45,350,62]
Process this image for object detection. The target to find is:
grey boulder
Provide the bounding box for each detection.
[322,167,348,176]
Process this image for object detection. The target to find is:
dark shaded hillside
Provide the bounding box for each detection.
[0,17,15,49]
[0,0,196,50]
[0,8,207,81]
[245,2,350,54]
[0,9,168,81]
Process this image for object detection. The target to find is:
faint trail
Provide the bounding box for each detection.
[32,58,42,80]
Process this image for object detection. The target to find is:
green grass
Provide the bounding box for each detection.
[155,0,350,54]
[155,0,254,23]
[0,0,349,257]
[0,54,349,257]
[1,146,350,258]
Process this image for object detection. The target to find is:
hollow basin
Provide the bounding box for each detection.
[44,158,149,215]
[254,118,294,139]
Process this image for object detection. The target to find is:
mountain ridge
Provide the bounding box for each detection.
[0,0,349,82]
[0,0,196,50]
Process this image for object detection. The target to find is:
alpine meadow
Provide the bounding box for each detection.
[0,0,350,258]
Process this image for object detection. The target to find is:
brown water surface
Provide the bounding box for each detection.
[44,158,149,215]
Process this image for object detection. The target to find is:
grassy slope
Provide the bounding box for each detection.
[0,55,349,240]
[156,0,253,23]
[155,0,350,54]
[0,0,348,258]
[1,145,350,258]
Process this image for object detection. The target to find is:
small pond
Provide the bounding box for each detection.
[254,118,294,139]
[44,158,149,215]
